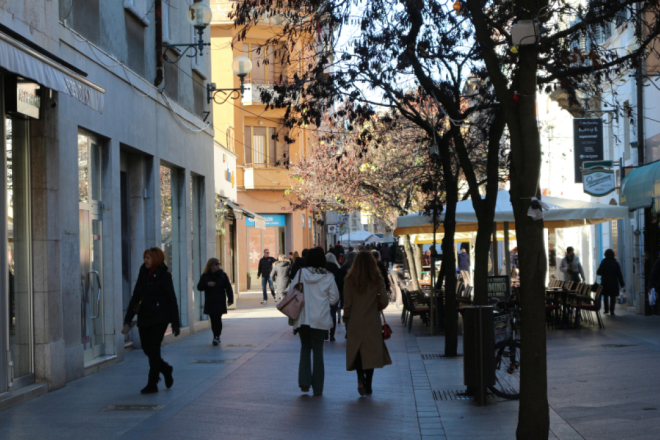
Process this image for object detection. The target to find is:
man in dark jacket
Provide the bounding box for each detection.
[334,242,345,263]
[257,249,277,304]
[458,248,470,272]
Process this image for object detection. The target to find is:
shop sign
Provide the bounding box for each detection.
[573,118,603,183]
[583,168,615,197]
[5,77,40,119]
[487,275,510,302]
[245,214,286,227]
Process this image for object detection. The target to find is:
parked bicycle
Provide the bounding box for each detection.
[489,300,521,400]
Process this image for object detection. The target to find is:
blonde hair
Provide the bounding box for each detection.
[345,251,382,292]
[292,251,300,260]
[203,258,220,275]
[278,254,287,262]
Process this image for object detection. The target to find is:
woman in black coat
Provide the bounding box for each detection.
[197,258,234,345]
[596,249,625,316]
[124,247,180,394]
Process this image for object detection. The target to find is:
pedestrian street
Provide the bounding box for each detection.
[1,293,660,440]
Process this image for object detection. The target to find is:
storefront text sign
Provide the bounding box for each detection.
[487,275,510,302]
[583,168,615,197]
[245,214,286,227]
[573,118,604,183]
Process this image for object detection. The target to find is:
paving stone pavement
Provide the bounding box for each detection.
[1,293,659,439]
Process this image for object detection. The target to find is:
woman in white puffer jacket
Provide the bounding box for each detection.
[293,247,339,396]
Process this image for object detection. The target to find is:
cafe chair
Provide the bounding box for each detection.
[570,284,604,329]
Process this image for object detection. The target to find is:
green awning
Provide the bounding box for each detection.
[620,160,660,212]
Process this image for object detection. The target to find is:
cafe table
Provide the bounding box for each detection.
[545,288,579,328]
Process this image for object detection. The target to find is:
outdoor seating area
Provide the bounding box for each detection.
[546,279,605,329]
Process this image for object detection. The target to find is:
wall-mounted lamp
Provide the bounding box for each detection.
[163,2,213,64]
[207,56,253,104]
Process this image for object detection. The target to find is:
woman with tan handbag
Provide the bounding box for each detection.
[292,247,339,396]
[343,251,392,396]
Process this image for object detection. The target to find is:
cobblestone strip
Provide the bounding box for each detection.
[406,332,448,440]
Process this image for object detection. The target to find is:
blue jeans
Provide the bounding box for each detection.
[261,277,275,300]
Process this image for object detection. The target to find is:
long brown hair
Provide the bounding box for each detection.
[203,258,220,275]
[345,251,382,292]
[143,247,165,268]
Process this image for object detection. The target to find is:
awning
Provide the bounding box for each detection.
[394,190,629,235]
[0,31,105,113]
[620,160,660,212]
[216,197,265,229]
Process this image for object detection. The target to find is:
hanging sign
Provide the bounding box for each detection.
[583,168,616,197]
[573,118,604,183]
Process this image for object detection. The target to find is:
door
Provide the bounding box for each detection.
[120,172,132,342]
[78,133,105,362]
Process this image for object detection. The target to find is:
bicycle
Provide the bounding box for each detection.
[489,301,521,400]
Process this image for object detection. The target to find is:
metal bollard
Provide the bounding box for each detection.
[463,306,495,406]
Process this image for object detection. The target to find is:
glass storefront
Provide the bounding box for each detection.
[6,115,33,385]
[160,165,186,326]
[191,175,204,321]
[78,132,105,363]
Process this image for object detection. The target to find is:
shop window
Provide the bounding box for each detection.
[161,165,186,327]
[6,116,33,384]
[191,175,204,321]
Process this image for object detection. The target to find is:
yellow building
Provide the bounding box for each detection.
[210,1,316,291]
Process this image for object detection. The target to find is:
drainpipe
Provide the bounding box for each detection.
[635,1,647,310]
[155,0,164,87]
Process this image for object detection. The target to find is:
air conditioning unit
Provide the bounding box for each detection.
[327,224,338,234]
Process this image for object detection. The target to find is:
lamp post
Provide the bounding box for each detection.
[207,56,253,104]
[163,2,213,63]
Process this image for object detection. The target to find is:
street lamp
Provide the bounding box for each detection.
[163,2,213,63]
[207,56,253,104]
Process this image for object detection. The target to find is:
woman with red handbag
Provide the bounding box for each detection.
[343,251,392,396]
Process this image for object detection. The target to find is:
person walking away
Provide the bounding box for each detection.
[343,251,392,396]
[289,249,308,280]
[560,246,585,283]
[257,249,277,304]
[380,243,391,269]
[325,251,343,341]
[458,247,470,273]
[596,249,625,316]
[270,255,292,301]
[293,248,339,395]
[371,250,391,293]
[124,247,180,394]
[197,258,234,346]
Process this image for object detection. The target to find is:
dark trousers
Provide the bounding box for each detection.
[209,314,223,338]
[139,323,169,384]
[604,295,617,314]
[262,277,275,300]
[298,326,326,394]
[354,350,374,386]
[330,303,341,337]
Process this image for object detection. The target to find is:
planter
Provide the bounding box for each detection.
[247,277,251,290]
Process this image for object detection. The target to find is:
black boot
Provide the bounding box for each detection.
[330,326,336,342]
[141,376,160,394]
[162,363,174,389]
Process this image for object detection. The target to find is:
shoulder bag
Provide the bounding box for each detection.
[377,286,392,340]
[277,270,305,320]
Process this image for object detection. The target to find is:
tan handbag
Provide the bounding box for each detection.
[277,271,305,320]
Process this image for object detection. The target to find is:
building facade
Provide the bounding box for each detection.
[0,0,217,407]
[210,1,314,291]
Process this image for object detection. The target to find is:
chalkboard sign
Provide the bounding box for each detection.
[573,118,604,183]
[487,275,511,303]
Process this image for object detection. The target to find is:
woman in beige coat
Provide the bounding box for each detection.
[343,251,392,396]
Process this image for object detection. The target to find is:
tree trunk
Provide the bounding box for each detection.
[442,196,458,357]
[402,235,420,291]
[512,44,549,440]
[414,244,423,282]
[472,220,494,305]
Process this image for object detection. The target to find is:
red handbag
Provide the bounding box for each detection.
[377,287,392,340]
